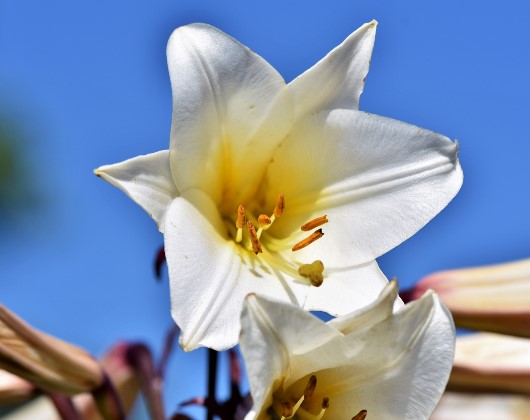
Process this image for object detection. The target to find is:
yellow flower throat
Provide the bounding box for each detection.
[231,193,329,287]
[272,374,367,420]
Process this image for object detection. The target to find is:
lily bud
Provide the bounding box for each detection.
[432,392,530,420]
[412,258,530,337]
[447,332,530,394]
[0,305,103,395]
[2,342,140,419]
[0,370,36,405]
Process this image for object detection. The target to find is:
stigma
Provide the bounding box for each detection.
[298,260,325,287]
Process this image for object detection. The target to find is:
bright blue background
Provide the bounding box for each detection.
[1,1,529,418]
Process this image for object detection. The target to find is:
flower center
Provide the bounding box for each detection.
[229,193,330,287]
[277,375,329,420]
[234,193,286,254]
[272,374,368,420]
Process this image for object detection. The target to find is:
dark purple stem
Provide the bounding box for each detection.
[126,343,165,420]
[48,393,82,420]
[92,372,127,420]
[207,349,218,420]
[157,324,180,379]
[154,246,166,280]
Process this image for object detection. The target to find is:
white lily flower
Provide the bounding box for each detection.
[240,281,455,420]
[96,22,462,351]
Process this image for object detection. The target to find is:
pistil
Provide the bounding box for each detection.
[298,260,325,287]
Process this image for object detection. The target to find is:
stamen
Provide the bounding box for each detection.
[287,394,305,420]
[246,220,263,254]
[258,193,284,238]
[292,229,324,252]
[235,205,245,243]
[280,376,317,420]
[281,401,293,418]
[304,375,317,399]
[351,409,367,420]
[258,214,272,228]
[298,260,325,287]
[256,214,272,238]
[274,193,285,218]
[314,397,330,420]
[301,215,328,231]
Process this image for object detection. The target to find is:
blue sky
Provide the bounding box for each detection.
[1,0,529,417]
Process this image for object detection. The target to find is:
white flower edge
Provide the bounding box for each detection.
[288,20,377,118]
[94,150,177,232]
[240,281,455,419]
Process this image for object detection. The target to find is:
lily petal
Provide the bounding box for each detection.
[302,260,392,316]
[288,20,377,118]
[241,294,340,413]
[167,23,293,206]
[319,293,454,419]
[326,278,399,334]
[95,150,177,232]
[265,109,462,267]
[164,189,309,351]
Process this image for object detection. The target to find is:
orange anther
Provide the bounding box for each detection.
[301,215,328,231]
[292,229,324,252]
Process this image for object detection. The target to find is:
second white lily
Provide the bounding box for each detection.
[240,281,455,419]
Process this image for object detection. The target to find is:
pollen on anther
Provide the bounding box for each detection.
[304,375,317,399]
[258,214,272,228]
[273,193,285,217]
[352,409,367,420]
[301,215,328,231]
[236,205,246,228]
[292,229,324,252]
[315,397,330,420]
[281,401,293,418]
[246,220,263,254]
